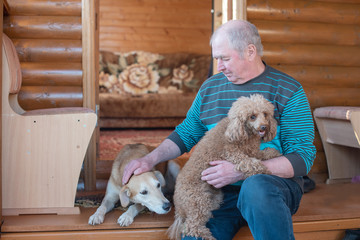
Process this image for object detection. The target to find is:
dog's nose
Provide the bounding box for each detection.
[260,125,267,131]
[162,202,171,211]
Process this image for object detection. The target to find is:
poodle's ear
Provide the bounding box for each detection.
[119,186,131,207]
[225,117,248,143]
[264,116,278,142]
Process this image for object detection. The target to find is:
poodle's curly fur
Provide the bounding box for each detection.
[167,94,281,240]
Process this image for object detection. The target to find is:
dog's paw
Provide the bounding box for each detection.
[117,213,134,227]
[88,213,105,225]
[185,224,216,240]
[235,158,269,177]
[88,206,107,225]
[262,147,281,159]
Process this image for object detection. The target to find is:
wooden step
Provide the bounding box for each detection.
[2,183,360,240]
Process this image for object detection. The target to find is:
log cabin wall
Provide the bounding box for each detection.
[3,0,99,191]
[99,0,212,55]
[246,0,360,177]
[3,0,84,110]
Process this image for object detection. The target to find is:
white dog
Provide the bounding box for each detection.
[88,143,179,226]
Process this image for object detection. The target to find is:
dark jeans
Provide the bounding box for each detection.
[182,174,303,240]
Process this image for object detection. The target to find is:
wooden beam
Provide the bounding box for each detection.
[82,0,99,191]
[0,0,3,226]
[3,16,82,39]
[247,0,360,25]
[21,62,83,87]
[12,39,82,62]
[18,86,83,109]
[234,0,247,20]
[4,0,81,16]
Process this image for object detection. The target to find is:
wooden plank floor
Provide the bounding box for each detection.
[1,183,360,240]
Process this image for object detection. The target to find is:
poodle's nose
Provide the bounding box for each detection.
[163,202,171,211]
[260,125,267,131]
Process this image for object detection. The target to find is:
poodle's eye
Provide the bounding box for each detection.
[264,113,268,117]
[157,183,161,188]
[250,114,257,120]
[140,190,148,195]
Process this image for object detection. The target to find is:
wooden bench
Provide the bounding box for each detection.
[2,33,97,215]
[314,107,360,184]
[2,183,360,240]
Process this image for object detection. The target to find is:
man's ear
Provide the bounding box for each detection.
[154,170,166,187]
[246,44,257,61]
[119,186,131,207]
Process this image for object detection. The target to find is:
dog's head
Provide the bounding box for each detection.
[225,94,277,143]
[119,171,171,214]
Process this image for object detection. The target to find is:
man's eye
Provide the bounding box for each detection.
[140,190,148,195]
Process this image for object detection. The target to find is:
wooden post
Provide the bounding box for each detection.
[1,0,4,225]
[234,0,247,20]
[212,0,247,75]
[227,0,233,21]
[82,0,99,191]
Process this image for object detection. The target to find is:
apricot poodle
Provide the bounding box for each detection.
[167,94,281,240]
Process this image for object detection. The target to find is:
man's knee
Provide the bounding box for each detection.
[237,174,280,212]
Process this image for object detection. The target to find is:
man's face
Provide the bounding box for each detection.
[212,36,250,84]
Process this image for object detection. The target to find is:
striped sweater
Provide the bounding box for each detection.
[168,63,316,178]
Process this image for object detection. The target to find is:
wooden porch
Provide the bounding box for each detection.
[1,182,360,240]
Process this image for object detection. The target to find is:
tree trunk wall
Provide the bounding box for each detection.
[247,0,360,175]
[3,0,83,109]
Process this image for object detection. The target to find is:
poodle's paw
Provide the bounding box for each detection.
[88,212,105,225]
[201,234,216,240]
[185,224,215,240]
[236,158,269,177]
[262,148,281,159]
[88,206,106,225]
[117,212,134,227]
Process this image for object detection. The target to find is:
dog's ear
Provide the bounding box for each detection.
[119,186,131,207]
[264,116,278,142]
[154,170,166,187]
[225,117,248,143]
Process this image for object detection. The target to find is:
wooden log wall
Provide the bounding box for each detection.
[246,0,360,176]
[99,0,212,55]
[3,0,84,110]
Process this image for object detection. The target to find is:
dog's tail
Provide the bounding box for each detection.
[167,214,184,240]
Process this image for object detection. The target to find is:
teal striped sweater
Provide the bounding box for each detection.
[168,64,316,179]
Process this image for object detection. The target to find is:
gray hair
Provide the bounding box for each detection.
[210,20,263,57]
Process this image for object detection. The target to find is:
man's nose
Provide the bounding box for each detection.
[217,60,225,72]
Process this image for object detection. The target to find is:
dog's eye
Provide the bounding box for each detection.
[140,190,148,195]
[250,114,256,120]
[264,113,268,117]
[157,183,161,188]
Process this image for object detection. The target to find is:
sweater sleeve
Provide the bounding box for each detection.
[167,92,208,154]
[280,87,317,176]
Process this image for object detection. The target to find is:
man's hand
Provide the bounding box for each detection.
[122,157,154,185]
[122,139,182,185]
[201,160,245,188]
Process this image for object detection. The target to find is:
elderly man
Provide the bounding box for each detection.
[123,20,316,240]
